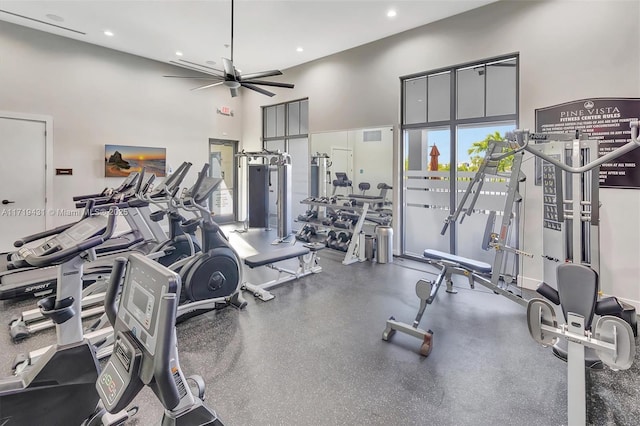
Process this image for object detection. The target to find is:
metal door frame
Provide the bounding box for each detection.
[208,138,238,224]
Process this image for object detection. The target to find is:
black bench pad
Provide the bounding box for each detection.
[245,246,310,268]
[423,249,492,274]
[347,195,385,202]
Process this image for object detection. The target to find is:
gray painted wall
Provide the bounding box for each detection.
[241,0,640,307]
[0,21,243,223]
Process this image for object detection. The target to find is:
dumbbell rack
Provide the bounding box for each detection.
[297,199,375,265]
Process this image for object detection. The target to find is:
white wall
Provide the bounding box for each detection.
[0,21,243,226]
[241,0,640,307]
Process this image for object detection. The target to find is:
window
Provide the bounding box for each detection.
[262,99,310,228]
[401,55,518,261]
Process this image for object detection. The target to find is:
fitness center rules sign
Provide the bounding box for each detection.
[535,98,640,189]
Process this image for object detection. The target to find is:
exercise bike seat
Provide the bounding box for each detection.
[423,249,492,274]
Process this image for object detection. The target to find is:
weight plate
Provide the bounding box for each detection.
[527,299,558,346]
[594,316,635,370]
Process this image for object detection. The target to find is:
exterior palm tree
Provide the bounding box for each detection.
[467,131,513,172]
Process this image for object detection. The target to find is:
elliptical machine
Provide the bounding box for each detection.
[173,163,247,316]
[143,163,204,267]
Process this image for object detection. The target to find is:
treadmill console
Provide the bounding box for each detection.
[15,215,108,263]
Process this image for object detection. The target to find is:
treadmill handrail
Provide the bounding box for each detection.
[23,207,118,267]
[14,222,77,248]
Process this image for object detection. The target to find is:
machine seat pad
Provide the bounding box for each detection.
[423,249,492,274]
[536,282,560,305]
[595,296,624,316]
[245,246,310,268]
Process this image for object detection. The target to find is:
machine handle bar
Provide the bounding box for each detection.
[493,120,640,174]
[104,257,128,326]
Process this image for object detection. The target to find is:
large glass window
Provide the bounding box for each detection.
[401,55,518,261]
[262,99,309,229]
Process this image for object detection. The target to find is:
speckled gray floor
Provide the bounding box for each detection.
[0,226,638,425]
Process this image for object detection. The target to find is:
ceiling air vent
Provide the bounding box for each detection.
[0,10,86,35]
[363,130,382,142]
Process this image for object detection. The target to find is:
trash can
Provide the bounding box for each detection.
[365,235,376,261]
[376,226,393,264]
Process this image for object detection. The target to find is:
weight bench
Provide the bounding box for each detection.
[382,249,493,356]
[242,243,323,301]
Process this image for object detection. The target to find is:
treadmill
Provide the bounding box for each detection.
[0,163,192,301]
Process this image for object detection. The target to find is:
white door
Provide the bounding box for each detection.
[0,116,47,251]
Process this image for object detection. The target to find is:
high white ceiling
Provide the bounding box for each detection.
[0,0,496,75]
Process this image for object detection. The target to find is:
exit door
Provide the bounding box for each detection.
[0,114,50,251]
[209,139,238,224]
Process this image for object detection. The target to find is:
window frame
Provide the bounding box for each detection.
[400,54,519,256]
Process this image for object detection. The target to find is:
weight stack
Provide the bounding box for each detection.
[248,164,269,228]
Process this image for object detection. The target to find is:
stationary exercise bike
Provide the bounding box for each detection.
[87,253,224,425]
[0,207,126,425]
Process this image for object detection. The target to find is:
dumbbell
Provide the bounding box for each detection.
[296,226,312,243]
[337,232,351,251]
[325,230,338,248]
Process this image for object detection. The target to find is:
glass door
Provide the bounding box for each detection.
[209,139,238,224]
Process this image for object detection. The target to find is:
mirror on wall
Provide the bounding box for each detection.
[309,126,394,200]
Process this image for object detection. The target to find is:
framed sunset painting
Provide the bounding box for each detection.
[105,145,166,177]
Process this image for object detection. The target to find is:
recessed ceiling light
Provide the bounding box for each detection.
[104,30,114,37]
[206,60,216,65]
[387,9,397,18]
[296,47,304,52]
[175,51,183,57]
[46,14,64,22]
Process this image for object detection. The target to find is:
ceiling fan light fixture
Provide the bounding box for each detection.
[224,80,241,89]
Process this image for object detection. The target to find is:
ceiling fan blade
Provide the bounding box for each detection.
[241,83,275,97]
[222,58,236,79]
[239,70,282,80]
[178,59,224,74]
[163,75,224,80]
[169,60,222,77]
[191,81,224,91]
[230,87,239,97]
[240,80,294,89]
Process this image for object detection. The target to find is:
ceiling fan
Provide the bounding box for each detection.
[164,0,294,97]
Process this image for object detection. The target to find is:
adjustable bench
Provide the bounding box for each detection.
[382,249,506,356]
[242,243,323,301]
